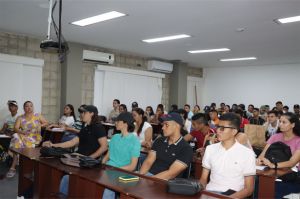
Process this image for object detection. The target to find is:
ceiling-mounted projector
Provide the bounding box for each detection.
[40,39,65,53]
[40,0,67,55]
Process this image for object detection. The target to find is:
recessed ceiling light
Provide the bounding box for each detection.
[142,34,191,43]
[276,15,300,24]
[71,11,126,26]
[220,57,257,62]
[188,48,230,54]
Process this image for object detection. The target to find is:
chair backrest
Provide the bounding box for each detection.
[244,124,267,148]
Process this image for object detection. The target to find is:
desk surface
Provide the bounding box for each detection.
[15,147,231,199]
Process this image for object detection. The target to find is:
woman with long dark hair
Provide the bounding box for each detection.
[132,108,153,148]
[48,104,76,129]
[257,112,300,198]
[43,105,108,196]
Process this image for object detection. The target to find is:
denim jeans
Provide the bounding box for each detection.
[59,175,69,196]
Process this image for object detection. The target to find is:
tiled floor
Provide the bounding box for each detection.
[0,162,18,199]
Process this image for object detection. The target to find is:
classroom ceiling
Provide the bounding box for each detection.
[0,0,300,68]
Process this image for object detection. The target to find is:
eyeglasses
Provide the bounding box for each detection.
[216,125,237,131]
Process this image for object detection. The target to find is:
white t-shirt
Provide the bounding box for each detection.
[264,120,279,137]
[134,122,152,143]
[202,141,256,192]
[4,114,19,131]
[59,115,75,126]
[184,119,192,133]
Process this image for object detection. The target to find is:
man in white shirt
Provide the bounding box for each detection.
[264,110,279,140]
[0,100,19,135]
[200,113,256,198]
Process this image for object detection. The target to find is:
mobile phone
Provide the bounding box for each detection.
[221,189,236,196]
[119,175,139,182]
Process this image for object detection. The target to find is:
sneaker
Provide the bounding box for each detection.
[6,168,16,178]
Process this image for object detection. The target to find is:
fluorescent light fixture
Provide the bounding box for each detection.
[188,48,230,54]
[71,11,126,26]
[142,34,191,43]
[220,57,257,62]
[276,15,300,24]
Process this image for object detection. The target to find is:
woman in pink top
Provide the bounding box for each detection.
[256,112,300,198]
[257,112,300,169]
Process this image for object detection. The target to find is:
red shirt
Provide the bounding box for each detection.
[240,118,249,129]
[190,128,216,149]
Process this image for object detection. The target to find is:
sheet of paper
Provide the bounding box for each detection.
[256,165,267,170]
[0,134,10,138]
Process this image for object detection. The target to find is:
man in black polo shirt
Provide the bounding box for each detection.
[139,113,193,180]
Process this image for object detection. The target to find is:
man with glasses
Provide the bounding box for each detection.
[200,113,256,198]
[139,112,193,179]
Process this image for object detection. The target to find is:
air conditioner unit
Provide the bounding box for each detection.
[147,60,173,73]
[82,50,114,65]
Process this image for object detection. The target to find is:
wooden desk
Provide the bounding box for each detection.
[43,128,65,143]
[10,147,40,196]
[102,122,116,138]
[256,168,293,199]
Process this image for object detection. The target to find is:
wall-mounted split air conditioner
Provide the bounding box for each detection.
[82,50,114,65]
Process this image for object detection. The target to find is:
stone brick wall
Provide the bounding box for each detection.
[0,31,61,122]
[187,66,203,77]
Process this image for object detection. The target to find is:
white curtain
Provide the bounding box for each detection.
[0,53,44,126]
[94,65,164,117]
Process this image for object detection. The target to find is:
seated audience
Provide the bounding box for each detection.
[208,109,219,129]
[178,109,192,133]
[217,102,225,114]
[249,108,265,125]
[259,105,268,121]
[184,104,194,120]
[140,113,193,180]
[210,103,217,110]
[7,101,48,178]
[193,105,201,114]
[131,101,139,112]
[48,104,76,130]
[263,110,279,140]
[293,104,300,119]
[223,105,230,114]
[44,105,108,196]
[169,104,178,113]
[200,113,256,198]
[184,113,216,150]
[108,99,120,122]
[102,112,141,199]
[246,104,254,119]
[145,106,155,122]
[119,104,127,113]
[235,109,249,132]
[132,108,153,148]
[283,105,289,113]
[256,112,300,198]
[150,104,165,124]
[60,105,86,142]
[275,101,284,112]
[0,100,19,135]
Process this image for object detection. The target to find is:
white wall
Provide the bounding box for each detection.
[203,64,300,109]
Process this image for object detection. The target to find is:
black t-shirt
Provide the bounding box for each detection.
[149,136,193,177]
[76,123,106,156]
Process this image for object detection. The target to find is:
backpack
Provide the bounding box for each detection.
[265,141,292,163]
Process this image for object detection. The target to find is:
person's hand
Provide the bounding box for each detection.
[42,141,53,147]
[256,157,264,166]
[262,158,275,168]
[196,147,205,157]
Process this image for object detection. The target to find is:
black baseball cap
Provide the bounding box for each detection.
[78,105,87,113]
[7,100,18,106]
[115,112,134,124]
[160,112,183,126]
[80,105,98,115]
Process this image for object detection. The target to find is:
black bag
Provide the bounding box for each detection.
[79,156,101,168]
[167,178,202,195]
[265,141,292,163]
[40,147,71,158]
